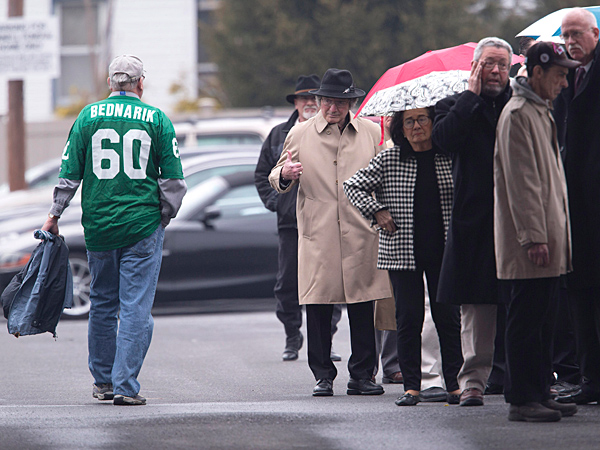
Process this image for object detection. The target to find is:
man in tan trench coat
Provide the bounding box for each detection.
[269,68,391,397]
[494,42,577,422]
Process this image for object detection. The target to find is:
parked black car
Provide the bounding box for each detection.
[0,171,278,318]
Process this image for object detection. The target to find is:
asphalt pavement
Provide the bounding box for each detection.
[1,309,599,450]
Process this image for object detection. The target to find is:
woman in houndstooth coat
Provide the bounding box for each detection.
[344,107,463,407]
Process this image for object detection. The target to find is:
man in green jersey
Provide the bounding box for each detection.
[42,55,187,406]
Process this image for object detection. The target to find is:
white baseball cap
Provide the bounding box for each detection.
[108,55,144,81]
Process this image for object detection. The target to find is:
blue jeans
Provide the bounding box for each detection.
[87,225,165,397]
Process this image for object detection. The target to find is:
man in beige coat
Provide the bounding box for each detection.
[269,68,391,397]
[494,42,577,422]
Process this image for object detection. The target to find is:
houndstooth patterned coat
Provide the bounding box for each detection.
[344,145,453,271]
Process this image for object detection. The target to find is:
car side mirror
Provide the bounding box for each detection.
[200,205,222,229]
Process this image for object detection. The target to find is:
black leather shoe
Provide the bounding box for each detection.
[541,399,577,417]
[556,388,600,405]
[447,393,461,405]
[484,382,504,395]
[420,387,448,402]
[313,379,334,397]
[282,332,303,361]
[347,378,384,395]
[395,392,420,406]
[330,349,342,362]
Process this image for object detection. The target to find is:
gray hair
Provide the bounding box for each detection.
[473,37,513,62]
[316,96,359,109]
[109,74,140,92]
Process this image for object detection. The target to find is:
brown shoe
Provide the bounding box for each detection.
[459,387,484,406]
[382,371,403,384]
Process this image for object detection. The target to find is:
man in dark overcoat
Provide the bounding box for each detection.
[432,37,513,407]
[554,8,600,405]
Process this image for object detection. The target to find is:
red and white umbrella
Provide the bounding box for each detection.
[356,42,523,117]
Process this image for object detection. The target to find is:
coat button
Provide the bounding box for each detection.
[326,130,331,135]
[335,180,338,185]
[333,160,337,165]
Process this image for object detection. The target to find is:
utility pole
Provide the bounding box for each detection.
[7,0,26,192]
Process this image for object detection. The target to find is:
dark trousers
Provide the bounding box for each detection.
[275,229,341,339]
[504,277,560,405]
[306,302,376,381]
[487,302,507,387]
[388,264,462,392]
[569,285,600,392]
[552,278,580,384]
[274,228,302,338]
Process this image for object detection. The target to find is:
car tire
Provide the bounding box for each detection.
[62,253,91,319]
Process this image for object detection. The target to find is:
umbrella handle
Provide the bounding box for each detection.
[379,117,385,146]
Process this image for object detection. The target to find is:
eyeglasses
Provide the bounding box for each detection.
[560,28,593,41]
[479,60,510,72]
[403,115,431,129]
[321,98,350,108]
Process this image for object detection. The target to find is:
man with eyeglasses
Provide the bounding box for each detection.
[553,8,600,406]
[254,74,343,363]
[432,37,513,407]
[269,68,392,397]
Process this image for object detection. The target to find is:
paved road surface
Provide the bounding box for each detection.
[1,310,598,449]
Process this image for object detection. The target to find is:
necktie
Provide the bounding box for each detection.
[575,67,586,93]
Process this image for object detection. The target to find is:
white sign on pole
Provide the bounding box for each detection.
[0,16,60,79]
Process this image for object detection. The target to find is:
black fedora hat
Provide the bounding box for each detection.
[286,74,321,104]
[309,68,365,99]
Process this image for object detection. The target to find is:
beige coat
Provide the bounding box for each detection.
[494,78,572,280]
[269,112,392,304]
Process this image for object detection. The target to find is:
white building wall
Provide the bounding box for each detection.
[110,0,197,114]
[0,0,55,123]
[0,0,198,122]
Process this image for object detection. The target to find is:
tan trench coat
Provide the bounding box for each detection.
[494,79,572,280]
[269,112,392,305]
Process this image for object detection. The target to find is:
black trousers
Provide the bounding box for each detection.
[504,277,560,405]
[275,229,342,339]
[274,228,302,338]
[569,285,600,392]
[552,278,580,384]
[389,264,462,392]
[306,302,375,381]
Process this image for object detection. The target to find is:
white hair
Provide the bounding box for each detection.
[109,73,140,91]
[473,37,513,62]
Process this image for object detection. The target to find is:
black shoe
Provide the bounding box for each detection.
[395,392,420,406]
[447,393,461,405]
[484,382,504,395]
[420,386,448,402]
[282,332,303,361]
[347,378,384,395]
[313,378,334,397]
[508,402,561,422]
[556,388,600,405]
[330,349,342,362]
[541,399,577,417]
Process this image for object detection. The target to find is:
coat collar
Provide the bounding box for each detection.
[315,110,359,134]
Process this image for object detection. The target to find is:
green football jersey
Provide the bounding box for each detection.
[59,92,184,252]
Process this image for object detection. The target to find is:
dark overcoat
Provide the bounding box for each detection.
[554,42,600,288]
[432,86,512,305]
[254,110,299,229]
